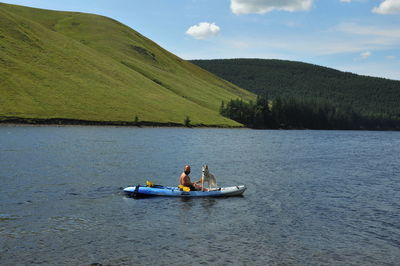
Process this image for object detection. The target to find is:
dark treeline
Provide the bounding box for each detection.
[191,59,400,121]
[220,95,400,130]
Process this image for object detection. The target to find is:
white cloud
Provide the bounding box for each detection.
[334,22,400,40]
[340,0,353,2]
[360,51,371,59]
[373,0,400,14]
[217,22,400,57]
[230,0,313,15]
[186,22,220,40]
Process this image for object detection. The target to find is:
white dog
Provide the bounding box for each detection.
[201,165,217,189]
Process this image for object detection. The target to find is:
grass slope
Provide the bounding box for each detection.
[191,59,400,118]
[0,3,254,126]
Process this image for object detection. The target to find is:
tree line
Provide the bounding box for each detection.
[191,59,400,120]
[220,95,400,130]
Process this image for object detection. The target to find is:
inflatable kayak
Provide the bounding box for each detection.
[123,185,246,197]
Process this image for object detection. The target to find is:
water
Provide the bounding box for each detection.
[1,126,399,265]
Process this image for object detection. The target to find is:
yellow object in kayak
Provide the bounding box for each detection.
[178,185,190,192]
[146,180,154,187]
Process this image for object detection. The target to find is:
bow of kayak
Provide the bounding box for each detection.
[123,185,246,197]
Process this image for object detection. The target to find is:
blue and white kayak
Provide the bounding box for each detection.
[123,185,246,197]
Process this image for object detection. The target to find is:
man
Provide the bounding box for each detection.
[179,165,205,191]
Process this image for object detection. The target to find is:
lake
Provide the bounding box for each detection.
[1,126,399,265]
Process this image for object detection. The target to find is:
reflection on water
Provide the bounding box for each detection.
[178,197,217,210]
[1,126,400,265]
[200,198,217,209]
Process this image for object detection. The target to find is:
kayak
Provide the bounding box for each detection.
[123,185,246,197]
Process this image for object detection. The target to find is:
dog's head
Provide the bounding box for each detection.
[202,164,209,175]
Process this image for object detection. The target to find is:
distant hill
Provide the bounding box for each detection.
[190,59,400,119]
[0,3,254,126]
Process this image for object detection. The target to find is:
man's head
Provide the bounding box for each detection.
[184,165,191,175]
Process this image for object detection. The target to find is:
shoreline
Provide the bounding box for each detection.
[0,117,242,129]
[1,117,399,131]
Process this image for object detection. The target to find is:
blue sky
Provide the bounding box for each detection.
[2,0,400,80]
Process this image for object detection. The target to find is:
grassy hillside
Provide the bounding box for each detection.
[191,59,400,119]
[0,3,254,126]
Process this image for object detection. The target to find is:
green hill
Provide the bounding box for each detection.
[0,3,254,126]
[190,59,400,119]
